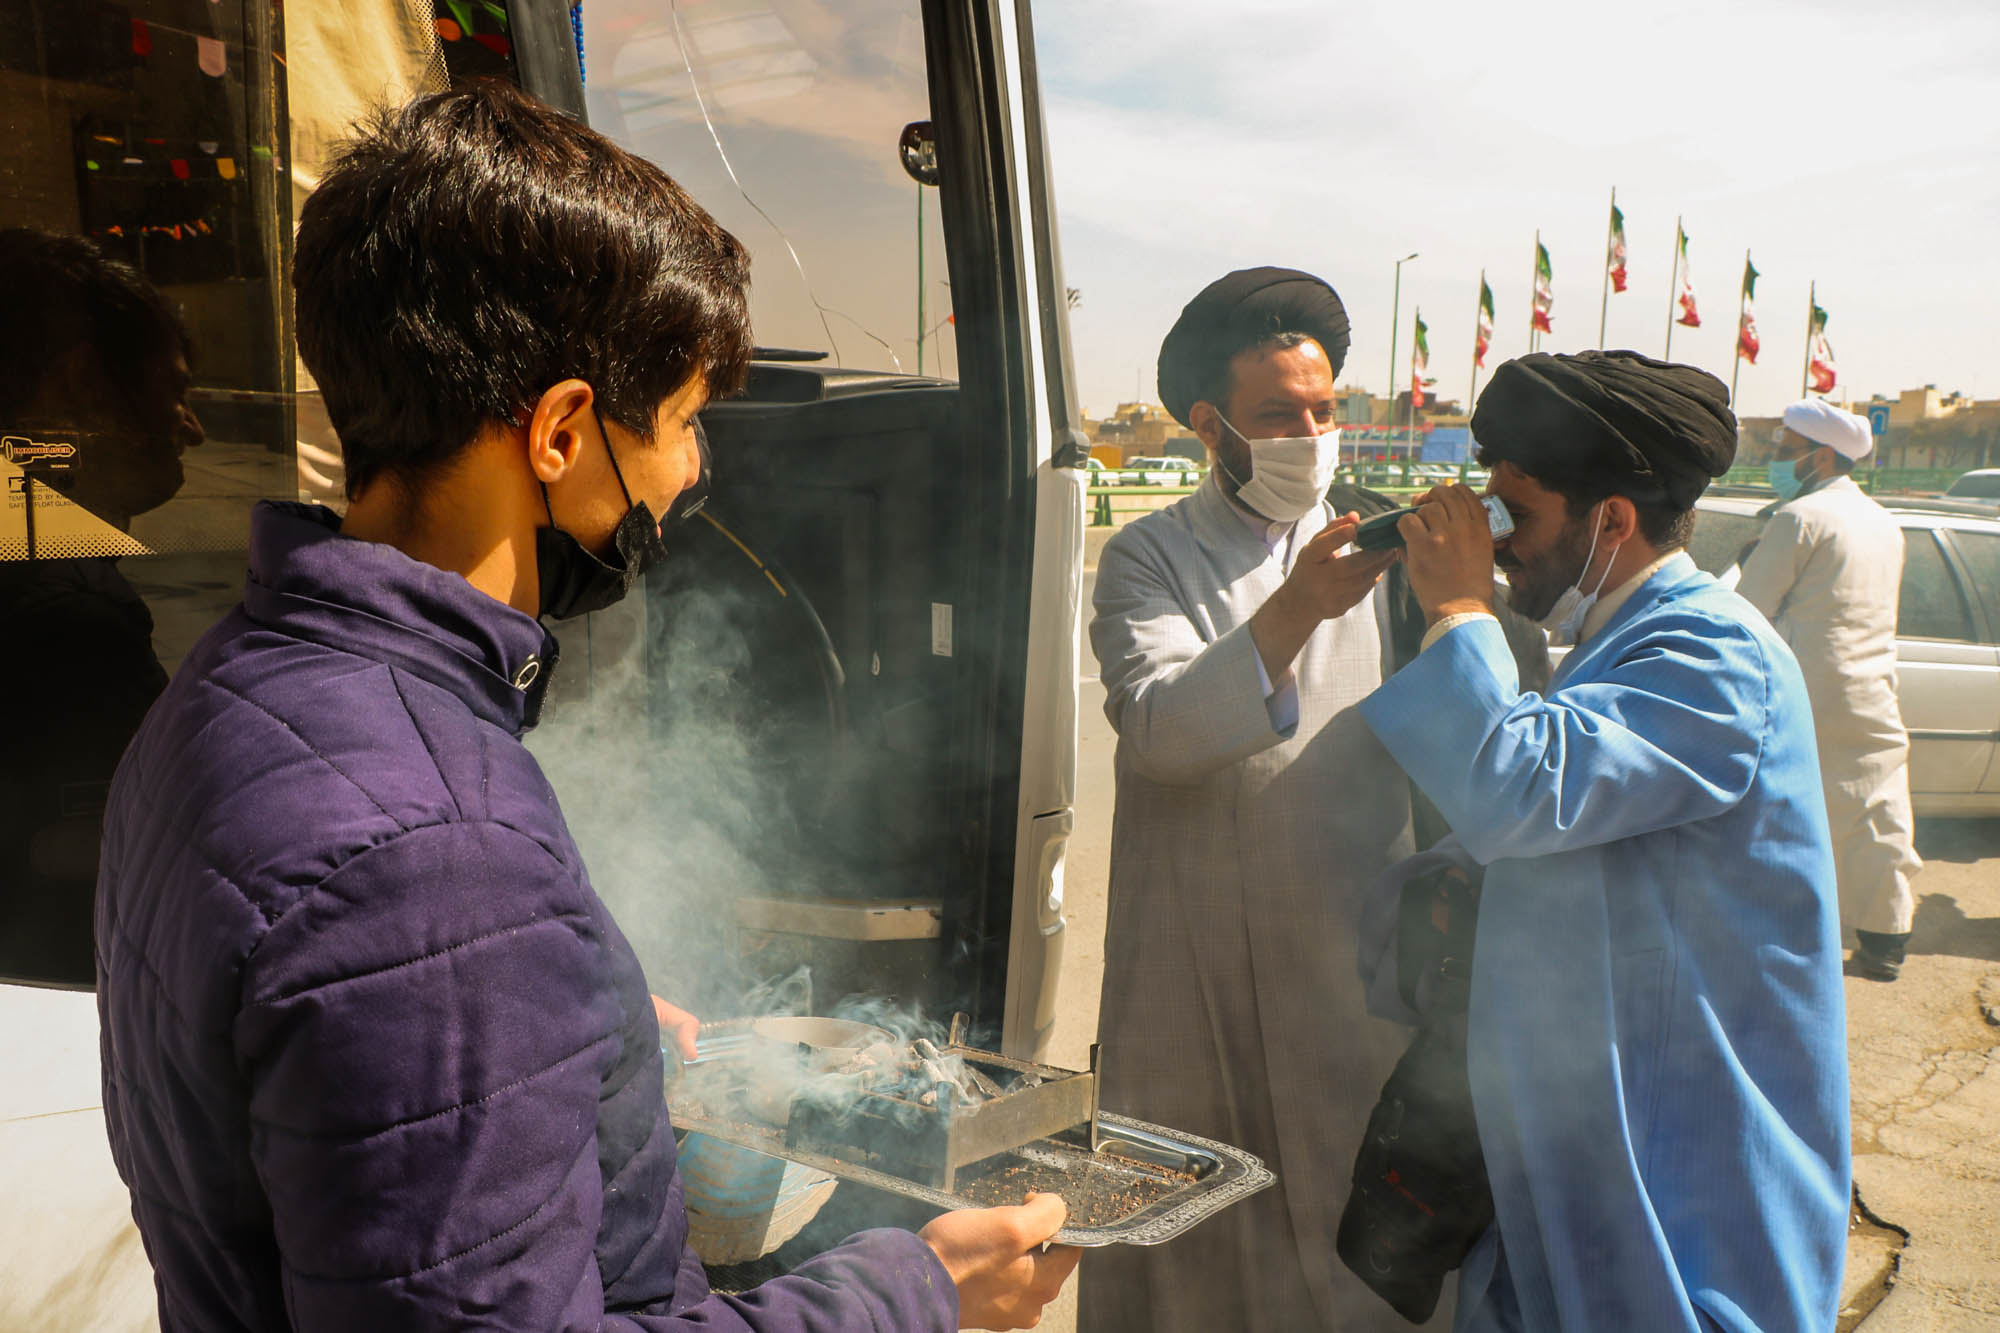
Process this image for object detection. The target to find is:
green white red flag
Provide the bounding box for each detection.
[1808,302,1837,393]
[1675,229,1700,328]
[1531,242,1554,333]
[1475,277,1495,367]
[1606,203,1628,293]
[1411,308,1436,408]
[1737,257,1760,363]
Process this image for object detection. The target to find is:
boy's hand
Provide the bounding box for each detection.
[921,1194,1081,1329]
[650,995,700,1062]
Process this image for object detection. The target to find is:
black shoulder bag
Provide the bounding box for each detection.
[1336,864,1495,1323]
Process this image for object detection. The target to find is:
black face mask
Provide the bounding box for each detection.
[535,411,683,621]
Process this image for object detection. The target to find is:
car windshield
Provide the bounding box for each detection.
[1947,474,2000,499]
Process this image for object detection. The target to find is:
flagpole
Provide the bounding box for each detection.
[1529,230,1540,353]
[1470,270,1484,410]
[1664,216,1681,360]
[1729,247,1747,405]
[1801,280,1815,397]
[1599,187,1615,349]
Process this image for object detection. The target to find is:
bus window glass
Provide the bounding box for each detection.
[581,0,955,379]
[0,0,490,986]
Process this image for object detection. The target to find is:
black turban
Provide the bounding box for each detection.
[1157,267,1350,427]
[1471,350,1737,510]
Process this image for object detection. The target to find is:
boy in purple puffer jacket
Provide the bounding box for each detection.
[94,81,1075,1333]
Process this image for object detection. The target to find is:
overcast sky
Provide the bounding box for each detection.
[1033,0,2000,421]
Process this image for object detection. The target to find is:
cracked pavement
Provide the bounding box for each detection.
[1844,820,2000,1331]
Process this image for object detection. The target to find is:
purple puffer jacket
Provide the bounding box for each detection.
[96,502,956,1333]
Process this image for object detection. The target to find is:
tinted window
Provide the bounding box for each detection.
[1943,529,2000,641]
[1689,509,1767,576]
[1898,531,1977,643]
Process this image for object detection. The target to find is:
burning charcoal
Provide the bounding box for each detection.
[853,1041,899,1070]
[963,1064,1006,1100]
[917,1057,961,1095]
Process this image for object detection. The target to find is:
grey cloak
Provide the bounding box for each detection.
[1079,478,1424,1333]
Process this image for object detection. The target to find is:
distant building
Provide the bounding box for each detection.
[1731,386,1999,474]
[1870,387,2000,472]
[1081,402,1203,464]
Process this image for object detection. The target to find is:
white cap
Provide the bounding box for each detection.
[1781,399,1873,461]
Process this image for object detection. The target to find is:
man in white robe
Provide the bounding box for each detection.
[1081,268,1431,1333]
[1361,352,1849,1332]
[1736,398,1921,979]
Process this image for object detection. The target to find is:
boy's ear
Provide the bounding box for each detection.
[524,379,595,484]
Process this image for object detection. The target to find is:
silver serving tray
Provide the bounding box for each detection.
[666,1029,1273,1247]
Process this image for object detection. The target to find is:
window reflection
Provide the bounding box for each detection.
[0,229,200,981]
[582,0,955,378]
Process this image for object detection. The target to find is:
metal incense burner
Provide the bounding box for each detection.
[779,1014,1101,1192]
[668,1016,1273,1247]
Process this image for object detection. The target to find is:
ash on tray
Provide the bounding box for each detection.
[950,1130,1198,1229]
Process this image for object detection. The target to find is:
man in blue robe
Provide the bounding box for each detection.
[1357,351,1850,1332]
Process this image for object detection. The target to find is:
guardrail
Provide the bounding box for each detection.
[1089,485,1198,526]
[1094,465,1972,527]
[1088,481,1434,526]
[1717,464,1962,496]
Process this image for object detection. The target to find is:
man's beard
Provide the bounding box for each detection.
[1213,436,1253,499]
[1500,516,1594,623]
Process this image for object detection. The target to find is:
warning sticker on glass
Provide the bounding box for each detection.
[931,602,953,657]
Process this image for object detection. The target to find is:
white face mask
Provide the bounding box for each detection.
[1214,414,1341,522]
[1539,502,1621,646]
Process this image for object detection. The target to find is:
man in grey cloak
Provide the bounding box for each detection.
[1080,268,1448,1332]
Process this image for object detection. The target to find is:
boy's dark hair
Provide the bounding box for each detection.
[294,81,752,499]
[0,228,193,420]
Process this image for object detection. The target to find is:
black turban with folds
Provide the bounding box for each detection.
[1471,350,1737,510]
[1157,267,1350,427]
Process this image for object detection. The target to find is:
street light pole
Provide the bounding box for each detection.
[1388,252,1417,455]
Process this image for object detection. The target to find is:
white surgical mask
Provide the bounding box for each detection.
[1214,414,1341,522]
[1539,502,1621,646]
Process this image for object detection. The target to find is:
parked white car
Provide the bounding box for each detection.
[1690,492,2000,817]
[1945,469,2000,501]
[1084,457,1123,486]
[1126,456,1203,487]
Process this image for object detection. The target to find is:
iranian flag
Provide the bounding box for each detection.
[1475,277,1495,367]
[1532,242,1554,333]
[1737,257,1760,363]
[1411,308,1437,408]
[1808,302,1837,393]
[1606,204,1629,293]
[1675,230,1700,328]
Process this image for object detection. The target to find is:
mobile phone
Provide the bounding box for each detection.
[1353,495,1515,551]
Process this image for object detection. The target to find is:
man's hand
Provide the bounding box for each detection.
[1396,485,1497,625]
[1249,513,1399,679]
[650,995,700,1062]
[920,1194,1081,1330]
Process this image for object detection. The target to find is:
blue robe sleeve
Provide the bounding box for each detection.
[1359,615,1768,865]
